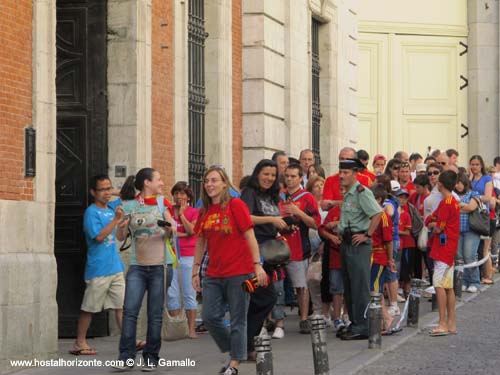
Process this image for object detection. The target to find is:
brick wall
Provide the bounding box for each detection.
[151,0,174,195]
[0,0,33,201]
[232,0,243,184]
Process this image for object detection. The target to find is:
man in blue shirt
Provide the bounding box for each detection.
[70,175,129,355]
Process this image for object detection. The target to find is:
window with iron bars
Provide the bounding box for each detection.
[188,0,207,202]
[311,18,322,164]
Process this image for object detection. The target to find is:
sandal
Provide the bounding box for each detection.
[429,327,448,337]
[69,347,97,355]
[481,278,494,285]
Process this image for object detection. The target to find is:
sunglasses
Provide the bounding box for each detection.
[400,162,410,168]
[392,166,400,170]
[427,171,440,176]
[438,162,447,166]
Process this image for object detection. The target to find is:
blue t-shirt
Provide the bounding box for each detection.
[83,204,125,280]
[471,175,492,196]
[383,197,399,241]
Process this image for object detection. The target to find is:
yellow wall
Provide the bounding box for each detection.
[357,0,468,158]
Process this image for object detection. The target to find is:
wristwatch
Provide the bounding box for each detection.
[365,232,372,238]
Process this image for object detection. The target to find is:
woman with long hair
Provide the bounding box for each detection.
[192,166,266,375]
[384,159,401,181]
[114,168,173,371]
[165,181,199,338]
[240,159,288,350]
[454,173,481,292]
[469,155,494,284]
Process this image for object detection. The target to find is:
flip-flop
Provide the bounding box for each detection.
[429,329,449,337]
[69,347,97,355]
[448,330,458,335]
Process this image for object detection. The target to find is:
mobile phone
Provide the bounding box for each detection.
[157,219,172,228]
[439,233,447,246]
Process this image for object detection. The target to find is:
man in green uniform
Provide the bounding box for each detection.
[338,158,382,340]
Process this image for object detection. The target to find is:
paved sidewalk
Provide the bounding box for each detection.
[6,275,498,375]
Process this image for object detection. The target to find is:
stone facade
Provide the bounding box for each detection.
[0,0,58,371]
[241,0,359,175]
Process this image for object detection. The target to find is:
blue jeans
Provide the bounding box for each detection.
[201,274,251,360]
[457,231,481,288]
[166,256,198,310]
[119,265,164,365]
[271,279,285,320]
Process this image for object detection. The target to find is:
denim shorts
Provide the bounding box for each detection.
[329,269,344,295]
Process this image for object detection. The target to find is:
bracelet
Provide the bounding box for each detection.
[194,263,200,267]
[254,262,261,265]
[192,274,199,278]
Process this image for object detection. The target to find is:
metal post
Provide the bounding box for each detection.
[254,335,273,375]
[367,293,382,349]
[431,293,438,312]
[454,260,464,300]
[309,315,329,375]
[407,278,421,327]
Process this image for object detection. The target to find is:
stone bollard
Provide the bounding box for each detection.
[367,293,383,349]
[407,278,421,327]
[453,260,464,300]
[254,335,273,375]
[309,315,329,375]
[431,293,438,312]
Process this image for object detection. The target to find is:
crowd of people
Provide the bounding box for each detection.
[69,147,500,374]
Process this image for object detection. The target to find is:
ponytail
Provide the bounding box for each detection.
[120,175,136,200]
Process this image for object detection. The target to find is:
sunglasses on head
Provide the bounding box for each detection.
[400,162,410,168]
[427,171,440,176]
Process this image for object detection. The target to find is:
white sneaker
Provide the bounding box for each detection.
[272,326,285,339]
[387,305,401,316]
[323,316,332,328]
[259,326,268,337]
[466,285,478,293]
[461,285,467,292]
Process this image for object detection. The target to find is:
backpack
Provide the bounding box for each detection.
[406,202,423,239]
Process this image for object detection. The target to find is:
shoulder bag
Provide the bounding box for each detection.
[469,196,490,236]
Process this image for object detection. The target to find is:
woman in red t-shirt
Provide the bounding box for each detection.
[192,166,266,375]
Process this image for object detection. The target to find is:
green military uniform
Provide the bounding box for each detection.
[339,181,382,337]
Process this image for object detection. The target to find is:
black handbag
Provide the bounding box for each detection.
[469,196,490,236]
[260,238,290,266]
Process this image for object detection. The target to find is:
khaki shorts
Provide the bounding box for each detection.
[286,259,309,289]
[432,261,454,289]
[81,272,125,313]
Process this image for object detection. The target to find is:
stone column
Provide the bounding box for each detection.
[107,0,153,186]
[468,0,499,160]
[242,0,286,175]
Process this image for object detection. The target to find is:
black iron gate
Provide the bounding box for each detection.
[188,0,207,201]
[311,18,322,163]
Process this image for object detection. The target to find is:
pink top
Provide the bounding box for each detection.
[173,206,199,257]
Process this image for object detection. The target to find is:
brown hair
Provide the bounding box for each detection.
[200,166,235,211]
[306,176,325,193]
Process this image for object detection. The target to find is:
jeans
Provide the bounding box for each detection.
[271,279,285,320]
[202,274,251,361]
[457,231,481,288]
[166,256,198,310]
[247,282,276,352]
[119,265,164,365]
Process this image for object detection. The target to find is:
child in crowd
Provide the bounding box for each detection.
[396,189,417,297]
[319,205,345,332]
[425,171,460,336]
[370,184,400,334]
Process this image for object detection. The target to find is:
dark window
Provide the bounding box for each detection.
[188,0,207,201]
[311,18,322,163]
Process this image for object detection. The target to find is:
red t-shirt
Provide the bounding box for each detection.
[409,192,429,217]
[194,198,254,277]
[425,196,460,266]
[320,206,342,269]
[490,190,497,219]
[399,208,416,249]
[371,211,393,266]
[360,169,376,185]
[400,181,416,195]
[279,189,321,261]
[322,173,371,202]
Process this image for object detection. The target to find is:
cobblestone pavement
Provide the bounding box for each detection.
[355,280,500,375]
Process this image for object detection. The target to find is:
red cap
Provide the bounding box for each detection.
[373,154,386,162]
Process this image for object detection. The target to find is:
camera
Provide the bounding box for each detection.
[242,275,270,293]
[282,216,299,227]
[157,220,172,228]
